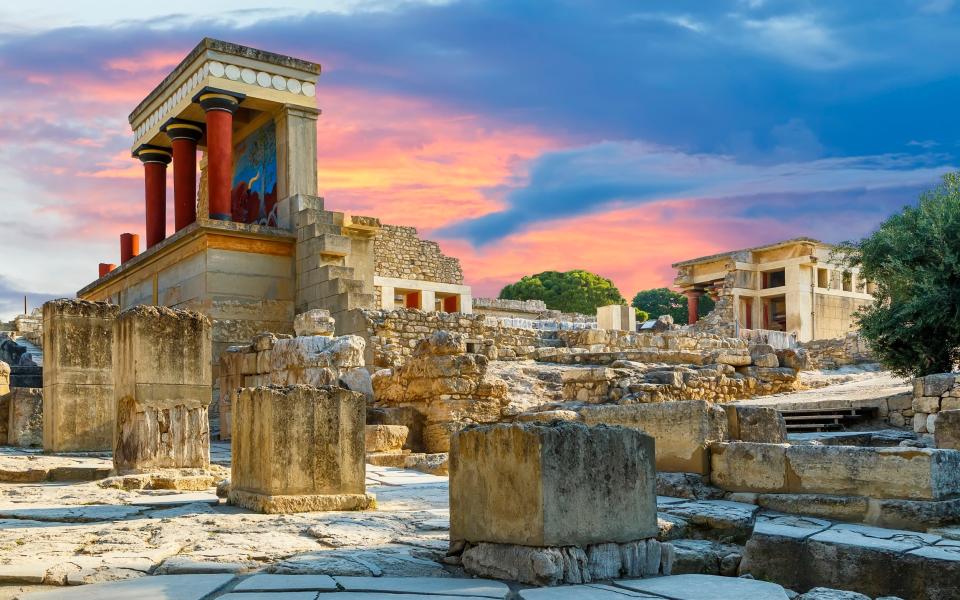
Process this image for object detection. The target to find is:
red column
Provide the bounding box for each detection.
[120,233,140,263]
[99,263,116,277]
[684,290,702,325]
[135,146,172,248]
[163,120,204,231]
[194,89,244,221]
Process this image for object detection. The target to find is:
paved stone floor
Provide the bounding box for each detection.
[13,573,794,599]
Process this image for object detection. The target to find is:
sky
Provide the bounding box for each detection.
[1,0,958,320]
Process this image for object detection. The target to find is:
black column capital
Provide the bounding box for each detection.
[192,86,246,114]
[162,118,205,143]
[134,144,172,165]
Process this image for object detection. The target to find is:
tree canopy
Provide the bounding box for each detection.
[835,172,960,377]
[631,287,714,325]
[498,270,626,315]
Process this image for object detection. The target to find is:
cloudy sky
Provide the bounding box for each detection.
[0,0,957,319]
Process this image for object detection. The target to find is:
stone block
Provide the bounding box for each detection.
[113,306,211,473]
[935,410,960,450]
[293,309,336,337]
[711,442,788,492]
[42,299,119,452]
[269,335,365,383]
[229,385,372,513]
[724,405,787,443]
[578,401,727,474]
[786,445,960,501]
[914,395,941,414]
[365,424,408,453]
[6,388,42,447]
[922,373,956,397]
[450,421,657,547]
[0,361,8,397]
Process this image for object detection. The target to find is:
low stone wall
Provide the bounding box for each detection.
[799,332,874,370]
[348,308,542,369]
[711,441,960,501]
[910,372,960,435]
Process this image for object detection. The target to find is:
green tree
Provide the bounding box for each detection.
[835,172,960,377]
[631,287,715,325]
[635,307,650,322]
[498,270,626,315]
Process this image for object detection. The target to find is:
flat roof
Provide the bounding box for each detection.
[129,38,322,124]
[671,237,824,268]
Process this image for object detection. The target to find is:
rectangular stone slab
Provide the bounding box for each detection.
[450,421,657,547]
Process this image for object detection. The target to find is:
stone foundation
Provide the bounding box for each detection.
[228,385,372,514]
[113,306,211,473]
[42,299,119,452]
[6,388,42,447]
[911,372,960,435]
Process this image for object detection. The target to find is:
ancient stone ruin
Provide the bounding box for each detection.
[2,37,957,600]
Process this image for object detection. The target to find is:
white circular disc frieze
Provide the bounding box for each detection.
[286,79,302,94]
[209,61,225,77]
[225,65,241,80]
[271,74,285,90]
[256,71,271,87]
[302,82,316,97]
[241,68,256,84]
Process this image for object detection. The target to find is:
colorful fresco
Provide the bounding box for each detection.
[231,120,278,226]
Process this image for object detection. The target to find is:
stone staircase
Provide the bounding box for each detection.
[294,197,375,328]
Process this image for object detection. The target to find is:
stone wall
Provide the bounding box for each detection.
[549,328,752,366]
[799,332,874,370]
[348,308,542,369]
[910,372,960,436]
[373,225,463,284]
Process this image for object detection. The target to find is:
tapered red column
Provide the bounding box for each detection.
[162,119,204,231]
[120,233,140,263]
[98,263,116,277]
[135,145,172,248]
[684,290,702,325]
[193,88,244,221]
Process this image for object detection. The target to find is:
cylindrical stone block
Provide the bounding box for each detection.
[98,263,116,277]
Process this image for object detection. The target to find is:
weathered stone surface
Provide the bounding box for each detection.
[935,409,960,450]
[6,387,42,447]
[755,494,869,524]
[711,442,960,501]
[113,306,211,473]
[229,385,372,513]
[0,360,8,397]
[655,472,725,500]
[616,574,790,599]
[579,401,727,474]
[19,574,235,600]
[269,335,365,386]
[450,421,657,547]
[725,405,787,443]
[461,539,668,586]
[364,424,408,453]
[657,499,758,544]
[42,299,119,452]
[797,587,871,600]
[711,442,788,492]
[293,309,335,337]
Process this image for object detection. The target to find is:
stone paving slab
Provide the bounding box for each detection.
[233,574,338,592]
[333,576,509,596]
[21,573,234,599]
[615,574,790,599]
[219,593,318,600]
[519,583,660,598]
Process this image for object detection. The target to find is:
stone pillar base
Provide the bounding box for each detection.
[227,490,376,514]
[459,538,672,586]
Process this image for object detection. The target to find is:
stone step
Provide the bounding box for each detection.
[323,292,376,314]
[300,232,351,258]
[297,222,342,240]
[314,277,365,298]
[315,264,356,282]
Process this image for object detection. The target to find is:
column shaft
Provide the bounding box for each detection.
[120,233,140,263]
[172,138,198,230]
[206,109,234,221]
[144,161,167,247]
[685,291,701,325]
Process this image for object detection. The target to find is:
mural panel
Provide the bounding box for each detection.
[231,120,278,226]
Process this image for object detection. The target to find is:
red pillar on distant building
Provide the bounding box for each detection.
[135,145,172,248]
[162,119,204,231]
[98,263,116,277]
[120,233,140,263]
[193,88,244,221]
[684,289,702,325]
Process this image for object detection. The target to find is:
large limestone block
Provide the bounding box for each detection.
[229,385,373,513]
[935,409,960,450]
[7,388,42,447]
[711,442,788,492]
[42,299,119,452]
[785,445,960,501]
[724,405,787,443]
[293,309,335,337]
[578,401,727,474]
[113,306,212,473]
[269,335,365,385]
[450,421,658,547]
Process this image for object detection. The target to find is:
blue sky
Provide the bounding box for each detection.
[0,0,956,317]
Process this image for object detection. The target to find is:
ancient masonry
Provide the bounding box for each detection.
[4,37,959,600]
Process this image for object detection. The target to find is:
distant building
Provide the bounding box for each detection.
[672,238,874,342]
